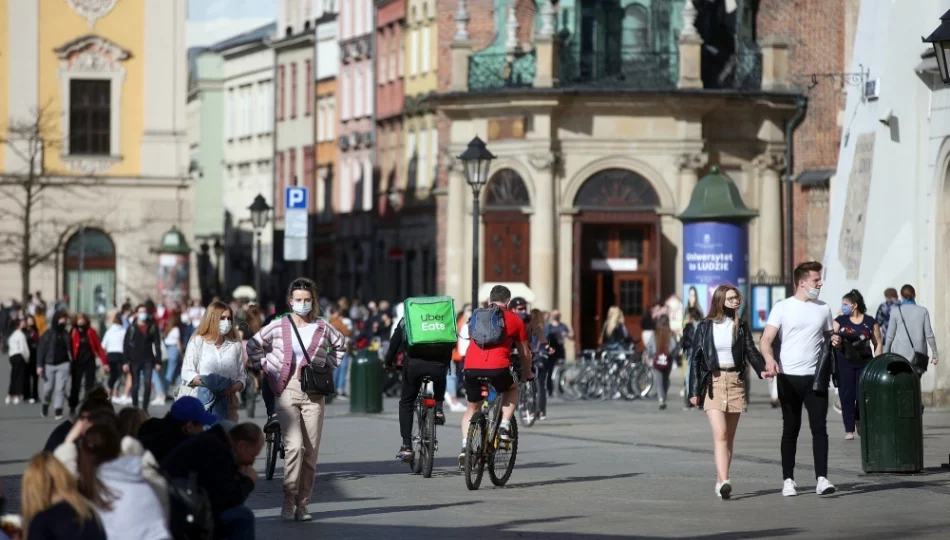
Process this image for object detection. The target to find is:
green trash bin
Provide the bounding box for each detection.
[859,354,923,473]
[350,350,383,414]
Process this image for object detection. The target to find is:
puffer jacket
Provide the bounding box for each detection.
[687,318,767,406]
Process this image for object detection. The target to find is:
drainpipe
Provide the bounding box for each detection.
[783,95,808,281]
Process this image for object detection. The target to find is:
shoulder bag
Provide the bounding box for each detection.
[290,320,335,396]
[897,305,930,374]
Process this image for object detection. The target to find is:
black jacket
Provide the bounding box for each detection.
[384,320,451,368]
[813,337,838,392]
[37,327,72,369]
[123,322,162,365]
[687,319,767,405]
[139,415,194,463]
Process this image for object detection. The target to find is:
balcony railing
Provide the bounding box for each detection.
[468,51,537,92]
[715,48,763,91]
[557,45,677,90]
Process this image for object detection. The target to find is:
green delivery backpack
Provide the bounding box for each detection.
[403,296,458,357]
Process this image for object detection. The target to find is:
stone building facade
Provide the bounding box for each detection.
[313,4,340,295]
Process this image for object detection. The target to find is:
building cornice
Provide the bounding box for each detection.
[269,30,316,50]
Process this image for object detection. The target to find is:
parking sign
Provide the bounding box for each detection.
[285,186,308,210]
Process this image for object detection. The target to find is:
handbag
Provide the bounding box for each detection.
[897,305,930,373]
[290,320,335,396]
[652,353,670,371]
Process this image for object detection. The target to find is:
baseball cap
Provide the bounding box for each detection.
[509,297,528,309]
[169,396,217,426]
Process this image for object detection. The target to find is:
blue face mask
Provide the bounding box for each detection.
[841,305,852,316]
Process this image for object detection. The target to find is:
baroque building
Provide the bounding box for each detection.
[0,0,191,309]
[434,0,800,356]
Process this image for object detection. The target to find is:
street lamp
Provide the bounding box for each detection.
[924,8,950,84]
[212,238,223,297]
[457,136,496,309]
[248,194,272,304]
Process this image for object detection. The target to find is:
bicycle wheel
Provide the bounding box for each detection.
[519,380,537,427]
[557,365,583,402]
[628,364,653,399]
[464,413,486,490]
[264,430,278,480]
[421,406,435,478]
[410,401,423,474]
[488,416,518,486]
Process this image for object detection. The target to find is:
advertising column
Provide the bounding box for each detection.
[682,221,749,317]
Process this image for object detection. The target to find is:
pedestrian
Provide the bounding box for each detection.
[161,312,184,394]
[247,277,347,521]
[138,396,216,462]
[328,305,353,399]
[544,309,573,399]
[6,317,29,406]
[451,305,472,403]
[599,306,632,351]
[760,261,840,497]
[100,313,127,402]
[525,307,554,420]
[177,301,246,422]
[874,288,900,347]
[681,307,703,409]
[885,284,939,377]
[647,315,678,410]
[23,315,41,403]
[69,313,109,417]
[20,453,106,540]
[833,289,881,440]
[688,285,771,499]
[123,305,163,413]
[38,310,73,420]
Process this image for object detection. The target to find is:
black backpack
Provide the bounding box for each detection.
[165,471,214,540]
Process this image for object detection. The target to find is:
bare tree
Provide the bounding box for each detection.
[0,105,105,305]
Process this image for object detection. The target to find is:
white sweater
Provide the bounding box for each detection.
[101,324,127,354]
[6,329,30,360]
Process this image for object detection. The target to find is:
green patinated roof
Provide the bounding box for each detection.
[677,165,758,223]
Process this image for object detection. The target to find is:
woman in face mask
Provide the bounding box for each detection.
[832,289,881,440]
[177,300,245,422]
[246,277,347,522]
[688,285,771,500]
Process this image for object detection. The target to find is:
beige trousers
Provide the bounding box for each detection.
[276,375,325,506]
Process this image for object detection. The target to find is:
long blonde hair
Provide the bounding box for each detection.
[194,300,239,343]
[22,453,97,538]
[603,306,624,337]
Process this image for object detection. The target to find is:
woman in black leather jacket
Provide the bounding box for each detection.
[687,285,772,500]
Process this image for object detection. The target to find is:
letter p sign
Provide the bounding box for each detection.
[285,187,308,210]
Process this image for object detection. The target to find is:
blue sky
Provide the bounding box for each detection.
[187,0,275,48]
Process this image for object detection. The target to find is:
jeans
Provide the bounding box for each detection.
[68,360,98,410]
[536,360,549,414]
[445,362,459,399]
[8,354,25,396]
[261,377,276,417]
[130,362,155,411]
[398,360,447,446]
[217,505,255,540]
[837,355,866,433]
[653,367,671,402]
[777,373,829,480]
[334,352,350,393]
[165,346,181,389]
[42,362,70,411]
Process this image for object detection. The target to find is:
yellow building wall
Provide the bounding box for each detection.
[404,0,437,97]
[0,0,9,172]
[38,0,144,176]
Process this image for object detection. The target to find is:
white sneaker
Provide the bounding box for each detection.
[28,398,37,404]
[4,396,9,405]
[816,477,836,495]
[294,506,312,521]
[150,394,166,406]
[782,478,797,497]
[12,397,20,405]
[717,480,732,500]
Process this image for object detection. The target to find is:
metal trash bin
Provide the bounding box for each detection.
[859,354,923,473]
[349,351,383,414]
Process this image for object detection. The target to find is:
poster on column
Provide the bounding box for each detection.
[682,221,749,318]
[158,254,190,307]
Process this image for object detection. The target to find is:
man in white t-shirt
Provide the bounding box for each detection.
[760,261,841,498]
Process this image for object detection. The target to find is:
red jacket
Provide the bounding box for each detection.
[71,327,107,364]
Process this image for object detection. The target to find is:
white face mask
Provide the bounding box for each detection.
[804,284,821,301]
[219,320,232,334]
[292,301,313,316]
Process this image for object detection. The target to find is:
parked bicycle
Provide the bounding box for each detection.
[463,376,518,490]
[557,348,653,401]
[519,358,542,427]
[409,375,438,478]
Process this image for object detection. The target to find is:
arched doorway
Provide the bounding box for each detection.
[573,168,661,349]
[483,169,531,284]
[64,228,116,319]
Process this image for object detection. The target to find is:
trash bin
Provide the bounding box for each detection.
[350,350,383,414]
[859,354,923,473]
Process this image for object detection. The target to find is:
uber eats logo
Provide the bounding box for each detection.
[420,313,446,331]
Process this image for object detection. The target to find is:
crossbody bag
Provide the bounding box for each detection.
[289,320,335,396]
[897,305,930,374]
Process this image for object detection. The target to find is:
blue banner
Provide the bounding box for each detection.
[683,221,749,318]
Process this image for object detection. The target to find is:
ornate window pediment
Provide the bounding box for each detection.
[56,35,130,175]
[66,0,119,30]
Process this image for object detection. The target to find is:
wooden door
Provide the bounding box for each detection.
[483,213,530,284]
[614,273,651,342]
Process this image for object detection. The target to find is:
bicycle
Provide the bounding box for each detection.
[463,376,518,490]
[408,375,438,478]
[518,360,541,427]
[264,418,285,481]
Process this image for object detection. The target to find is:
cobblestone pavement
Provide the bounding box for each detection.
[2,361,950,539]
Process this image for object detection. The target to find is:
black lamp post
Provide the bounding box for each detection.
[924,9,950,84]
[457,136,496,309]
[248,194,272,303]
[212,238,223,296]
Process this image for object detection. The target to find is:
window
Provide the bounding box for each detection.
[69,80,111,155]
[276,151,286,215]
[303,147,314,211]
[341,70,349,119]
[226,88,234,138]
[259,81,273,134]
[288,147,297,186]
[243,85,253,136]
[327,96,335,139]
[421,24,430,73]
[410,17,419,76]
[278,65,286,121]
[305,60,313,117]
[364,64,373,118]
[428,126,438,187]
[316,99,325,141]
[405,129,416,191]
[622,4,650,53]
[354,69,362,117]
[378,29,388,82]
[418,129,428,188]
[291,63,298,119]
[389,25,398,81]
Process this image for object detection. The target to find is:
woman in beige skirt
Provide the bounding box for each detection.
[688,285,775,499]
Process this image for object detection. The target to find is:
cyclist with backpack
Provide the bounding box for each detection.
[458,285,533,469]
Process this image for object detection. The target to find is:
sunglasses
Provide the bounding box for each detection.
[291,280,310,289]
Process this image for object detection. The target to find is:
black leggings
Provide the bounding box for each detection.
[130,362,155,411]
[8,354,25,396]
[106,353,124,393]
[777,374,829,480]
[398,360,447,446]
[68,361,98,410]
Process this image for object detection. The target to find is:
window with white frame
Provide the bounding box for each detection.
[327,96,335,139]
[364,64,372,118]
[421,21,430,73]
[244,85,253,136]
[353,68,362,118]
[317,98,325,141]
[341,70,349,119]
[410,13,418,76]
[259,80,273,135]
[378,29,387,82]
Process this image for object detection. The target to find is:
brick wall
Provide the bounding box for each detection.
[758,0,846,269]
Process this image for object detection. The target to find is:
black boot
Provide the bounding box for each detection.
[41,404,49,418]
